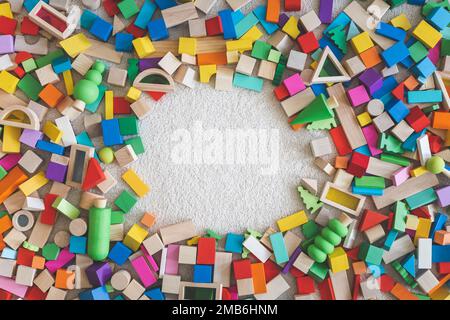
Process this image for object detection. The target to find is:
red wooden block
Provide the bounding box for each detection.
[233,259,252,280]
[15,52,33,64]
[427,133,443,154]
[0,16,17,35]
[296,276,315,294]
[296,32,319,53]
[352,274,361,300]
[405,106,430,132]
[387,211,395,230]
[411,206,430,219]
[289,266,305,278]
[126,22,146,38]
[359,209,389,231]
[41,194,58,225]
[13,66,25,78]
[17,247,35,267]
[318,277,335,300]
[25,286,47,300]
[196,237,216,265]
[205,16,223,36]
[113,97,132,114]
[329,125,352,156]
[285,0,301,11]
[263,259,280,282]
[379,274,396,292]
[21,16,40,35]
[392,83,405,101]
[273,84,290,101]
[346,152,369,177]
[103,0,120,17]
[0,288,12,300]
[82,158,106,191]
[346,246,360,261]
[437,262,450,274]
[222,287,232,300]
[146,91,166,101]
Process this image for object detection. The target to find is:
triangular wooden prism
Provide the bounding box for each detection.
[311,46,351,84]
[300,178,318,195]
[346,21,360,41]
[113,15,125,35]
[82,158,106,191]
[402,254,416,277]
[358,209,389,232]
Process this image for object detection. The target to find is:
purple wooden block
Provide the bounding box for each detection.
[278,13,289,28]
[19,129,43,148]
[86,262,112,287]
[281,246,302,274]
[138,58,161,71]
[45,162,67,182]
[319,0,333,23]
[0,35,14,54]
[436,185,450,207]
[405,229,415,239]
[0,154,21,171]
[359,68,383,95]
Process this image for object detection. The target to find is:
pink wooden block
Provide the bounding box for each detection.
[0,276,28,298]
[347,85,370,107]
[436,185,450,207]
[165,244,179,275]
[362,124,382,156]
[282,73,306,96]
[45,248,75,273]
[131,256,157,287]
[391,166,410,186]
[0,154,22,171]
[141,244,159,272]
[428,41,440,65]
[229,286,239,300]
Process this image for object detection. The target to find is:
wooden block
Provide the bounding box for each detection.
[162,274,181,294]
[49,181,71,198]
[236,54,256,76]
[418,238,432,269]
[280,87,316,117]
[35,64,59,86]
[329,270,351,300]
[0,258,16,278]
[123,279,145,300]
[14,35,48,55]
[142,233,164,255]
[215,67,233,91]
[28,1,75,39]
[383,235,416,264]
[107,66,127,87]
[254,274,289,300]
[243,236,271,263]
[287,50,307,71]
[45,286,67,300]
[161,2,198,28]
[33,269,54,292]
[179,281,222,300]
[335,107,366,149]
[178,245,197,265]
[4,192,25,215]
[236,278,254,296]
[110,224,124,242]
[320,181,366,216]
[257,60,277,80]
[114,145,138,167]
[367,0,390,20]
[293,252,315,273]
[28,218,52,248]
[97,170,117,194]
[267,30,294,54]
[300,10,321,32]
[130,97,151,120]
[314,157,336,176]
[416,270,439,293]
[333,169,354,189]
[194,0,217,14]
[188,18,207,38]
[158,52,181,75]
[173,65,196,89]
[364,224,385,243]
[71,54,94,76]
[111,270,131,291]
[15,265,36,286]
[159,220,197,245]
[391,120,414,142]
[310,136,333,157]
[343,55,366,77]
[226,0,251,11]
[213,251,232,287]
[66,144,94,189]
[79,191,103,210]
[3,228,26,250]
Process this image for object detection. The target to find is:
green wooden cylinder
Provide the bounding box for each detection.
[88,206,111,261]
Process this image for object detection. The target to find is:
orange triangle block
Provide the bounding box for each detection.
[359,209,389,231]
[392,83,405,101]
[82,158,106,191]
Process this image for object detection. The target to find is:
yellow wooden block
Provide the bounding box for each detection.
[241,26,263,43]
[60,33,92,58]
[410,166,428,177]
[105,90,114,120]
[132,36,155,59]
[414,218,431,245]
[350,32,374,54]
[226,39,253,52]
[122,169,150,198]
[390,14,412,31]
[187,236,201,246]
[62,70,74,96]
[412,20,442,49]
[19,171,49,196]
[310,60,318,70]
[429,286,450,300]
[2,126,21,153]
[357,112,372,127]
[282,16,300,39]
[43,121,63,143]
[199,64,216,83]
[126,86,142,102]
[178,37,197,56]
[328,247,349,273]
[123,224,148,251]
[0,3,13,19]
[277,210,308,232]
[0,70,19,94]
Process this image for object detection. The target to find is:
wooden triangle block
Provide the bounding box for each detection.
[300,178,318,195]
[392,83,405,101]
[311,46,351,84]
[146,91,166,101]
[82,158,106,191]
[113,15,125,36]
[345,246,360,261]
[359,209,389,232]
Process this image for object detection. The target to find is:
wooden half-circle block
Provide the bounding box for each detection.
[133,68,175,93]
[0,105,40,130]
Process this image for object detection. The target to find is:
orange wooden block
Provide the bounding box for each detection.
[38,84,65,108]
[434,230,450,245]
[390,283,418,300]
[0,166,28,204]
[197,52,227,65]
[251,263,267,294]
[335,156,349,169]
[432,111,450,130]
[288,114,306,131]
[404,76,419,90]
[352,261,366,275]
[445,130,450,147]
[266,0,280,23]
[0,215,12,234]
[428,274,450,296]
[359,46,382,68]
[31,256,46,270]
[140,212,156,228]
[0,234,5,251]
[55,269,75,289]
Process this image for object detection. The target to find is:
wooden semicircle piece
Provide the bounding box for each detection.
[133,68,175,93]
[0,105,40,130]
[311,46,351,84]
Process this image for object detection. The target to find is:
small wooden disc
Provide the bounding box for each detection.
[69,218,87,236]
[12,210,34,232]
[111,270,131,291]
[54,230,70,248]
[366,99,384,117]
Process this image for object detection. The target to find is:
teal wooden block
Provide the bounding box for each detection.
[269,232,289,264]
[233,73,264,92]
[407,90,443,104]
[405,187,437,210]
[393,201,408,232]
[85,84,107,113]
[234,12,259,38]
[76,131,99,161]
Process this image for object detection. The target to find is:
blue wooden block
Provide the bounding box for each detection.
[115,33,134,52]
[134,0,156,29]
[79,290,94,300]
[224,233,244,253]
[405,187,437,210]
[36,140,65,155]
[24,0,48,12]
[80,10,98,30]
[372,76,398,99]
[148,18,169,41]
[154,0,176,9]
[114,295,125,300]
[101,119,123,146]
[145,288,165,300]
[319,36,344,60]
[402,254,415,277]
[1,248,17,259]
[352,186,384,196]
[399,56,415,69]
[235,12,259,38]
[85,84,107,113]
[232,9,245,24]
[269,232,289,264]
[324,12,351,36]
[354,145,371,156]
[193,265,213,283]
[91,286,110,300]
[51,56,71,74]
[108,242,132,266]
[233,73,264,92]
[375,22,406,41]
[383,230,398,250]
[69,236,87,254]
[253,5,279,35]
[89,17,113,41]
[311,83,328,97]
[413,57,436,79]
[402,129,426,152]
[432,245,450,262]
[381,41,410,67]
[407,0,425,4]
[405,36,417,47]
[386,99,410,123]
[219,9,237,40]
[407,90,443,104]
[427,7,450,30]
[430,213,448,239]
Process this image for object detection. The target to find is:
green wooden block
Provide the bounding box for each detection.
[125,136,145,155]
[114,190,137,213]
[422,0,450,18]
[246,228,262,239]
[393,201,408,232]
[306,116,336,131]
[358,242,384,265]
[302,220,319,239]
[415,293,431,300]
[118,116,138,136]
[22,58,37,73]
[405,188,437,210]
[389,0,406,7]
[111,210,126,224]
[233,73,264,92]
[328,25,347,54]
[392,260,418,288]
[297,186,323,214]
[311,48,323,61]
[272,62,286,86]
[117,0,140,19]
[251,40,271,60]
[105,284,114,293]
[36,49,65,68]
[354,176,386,189]
[127,58,139,83]
[0,165,7,180]
[42,243,60,261]
[267,49,281,63]
[409,41,428,63]
[422,104,440,114]
[378,133,404,154]
[291,94,333,125]
[308,262,329,282]
[441,38,450,57]
[52,197,80,219]
[22,241,39,252]
[18,74,43,101]
[206,229,222,240]
[380,153,411,167]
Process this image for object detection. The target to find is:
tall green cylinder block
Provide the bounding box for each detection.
[88,206,111,261]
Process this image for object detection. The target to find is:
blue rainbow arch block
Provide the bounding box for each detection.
[193,265,213,283]
[224,233,244,253]
[233,73,264,92]
[148,18,169,41]
[134,0,156,29]
[407,90,443,104]
[89,17,113,42]
[386,99,410,123]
